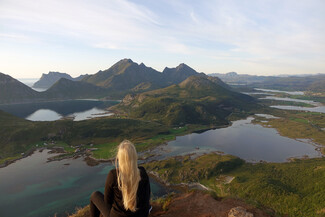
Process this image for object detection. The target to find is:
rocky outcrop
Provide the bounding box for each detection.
[150,192,270,217]
[228,206,254,217]
[69,191,271,217]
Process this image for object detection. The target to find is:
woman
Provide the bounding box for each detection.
[90,140,151,217]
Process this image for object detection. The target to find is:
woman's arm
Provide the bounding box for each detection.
[104,169,115,210]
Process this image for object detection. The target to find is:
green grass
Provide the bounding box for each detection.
[260,99,315,107]
[144,154,325,217]
[91,142,118,159]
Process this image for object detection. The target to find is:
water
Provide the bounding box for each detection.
[0,150,168,217]
[152,117,321,162]
[259,95,325,114]
[26,109,63,121]
[254,88,305,95]
[271,105,325,114]
[0,100,118,121]
[260,96,320,106]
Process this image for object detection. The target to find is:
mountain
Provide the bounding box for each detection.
[82,59,201,95]
[33,71,88,89]
[112,75,255,125]
[209,72,269,85]
[162,63,200,85]
[0,72,43,104]
[43,78,109,99]
[82,59,162,91]
[0,73,109,104]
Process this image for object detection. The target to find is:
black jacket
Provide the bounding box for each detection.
[104,166,151,217]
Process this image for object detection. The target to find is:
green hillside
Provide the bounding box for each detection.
[0,72,43,104]
[113,75,256,125]
[43,78,109,99]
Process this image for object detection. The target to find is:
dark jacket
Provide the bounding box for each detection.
[104,166,151,217]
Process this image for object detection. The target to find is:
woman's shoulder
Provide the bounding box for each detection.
[107,168,117,181]
[138,166,149,180]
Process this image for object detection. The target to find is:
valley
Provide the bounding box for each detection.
[0,60,325,217]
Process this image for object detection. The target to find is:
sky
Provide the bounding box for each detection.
[0,0,325,78]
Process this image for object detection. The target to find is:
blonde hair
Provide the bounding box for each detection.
[115,140,140,212]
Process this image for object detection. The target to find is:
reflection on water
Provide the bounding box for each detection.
[26,109,62,121]
[70,108,113,121]
[0,100,118,121]
[151,117,321,162]
[0,150,168,217]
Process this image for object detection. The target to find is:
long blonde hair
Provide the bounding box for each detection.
[115,140,140,212]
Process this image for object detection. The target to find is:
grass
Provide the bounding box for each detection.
[91,142,118,159]
[0,109,217,163]
[260,99,315,108]
[144,153,325,217]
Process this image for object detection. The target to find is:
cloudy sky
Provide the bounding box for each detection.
[1,0,324,78]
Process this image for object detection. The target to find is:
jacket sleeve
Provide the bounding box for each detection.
[142,167,151,209]
[104,169,115,210]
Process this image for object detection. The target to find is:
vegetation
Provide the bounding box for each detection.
[144,153,325,217]
[113,75,257,126]
[0,110,213,164]
[259,99,315,107]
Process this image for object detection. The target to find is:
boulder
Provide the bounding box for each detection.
[228,206,254,217]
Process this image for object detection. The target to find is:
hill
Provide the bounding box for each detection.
[112,75,255,125]
[43,78,109,99]
[33,71,87,89]
[0,72,43,104]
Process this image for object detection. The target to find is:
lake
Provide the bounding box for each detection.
[0,100,119,121]
[258,91,325,114]
[0,150,169,217]
[254,88,305,95]
[151,117,321,162]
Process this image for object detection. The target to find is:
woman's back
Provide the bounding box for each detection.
[105,166,151,217]
[90,140,151,217]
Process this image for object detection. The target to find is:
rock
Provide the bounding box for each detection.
[228,206,254,217]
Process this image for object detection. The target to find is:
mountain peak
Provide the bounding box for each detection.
[179,75,215,89]
[119,58,133,64]
[176,63,190,69]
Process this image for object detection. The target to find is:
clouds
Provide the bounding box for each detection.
[0,0,324,77]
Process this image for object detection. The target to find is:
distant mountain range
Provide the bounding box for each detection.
[0,59,202,104]
[210,72,325,92]
[112,75,256,125]
[209,72,269,85]
[33,71,88,89]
